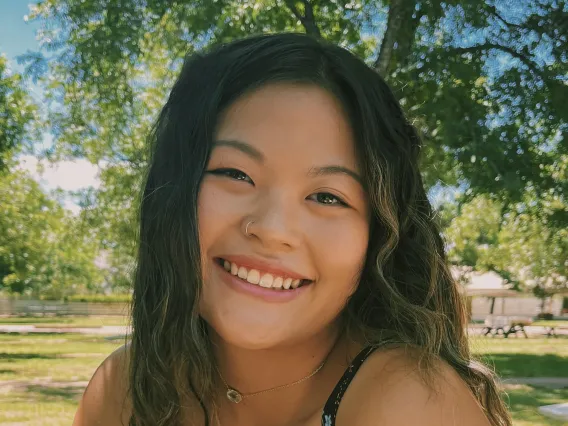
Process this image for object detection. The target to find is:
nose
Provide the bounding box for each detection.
[246,190,302,251]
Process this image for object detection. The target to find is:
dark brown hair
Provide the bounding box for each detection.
[129,33,511,425]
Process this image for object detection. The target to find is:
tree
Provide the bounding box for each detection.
[0,169,104,298]
[444,192,568,300]
[0,55,38,169]
[26,0,567,197]
[21,0,568,285]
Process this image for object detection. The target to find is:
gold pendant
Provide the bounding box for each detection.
[226,388,243,404]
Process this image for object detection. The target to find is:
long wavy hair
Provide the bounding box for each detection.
[129,33,511,425]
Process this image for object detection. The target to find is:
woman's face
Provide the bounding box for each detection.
[198,83,370,349]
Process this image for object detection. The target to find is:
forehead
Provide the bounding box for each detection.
[215,83,359,170]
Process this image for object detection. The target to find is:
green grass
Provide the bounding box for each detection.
[0,333,125,381]
[471,337,568,378]
[0,333,567,425]
[0,332,125,424]
[0,387,82,425]
[533,320,568,328]
[0,315,130,327]
[505,385,568,426]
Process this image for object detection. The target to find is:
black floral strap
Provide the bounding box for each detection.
[321,346,377,426]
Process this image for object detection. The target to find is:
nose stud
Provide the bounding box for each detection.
[245,220,254,237]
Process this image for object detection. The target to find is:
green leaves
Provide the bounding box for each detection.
[445,192,568,294]
[0,170,104,297]
[12,0,566,293]
[0,56,38,169]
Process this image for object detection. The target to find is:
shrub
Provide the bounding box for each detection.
[537,312,554,320]
[64,294,132,303]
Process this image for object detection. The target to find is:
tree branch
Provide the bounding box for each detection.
[452,42,542,76]
[285,0,321,38]
[374,0,405,75]
[374,0,419,76]
[301,0,321,38]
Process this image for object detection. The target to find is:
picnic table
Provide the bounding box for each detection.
[482,315,531,338]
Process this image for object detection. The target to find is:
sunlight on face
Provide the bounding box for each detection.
[198,83,370,349]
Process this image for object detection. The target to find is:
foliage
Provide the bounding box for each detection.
[0,169,104,298]
[25,0,567,196]
[13,0,568,291]
[64,293,131,303]
[445,193,568,295]
[0,55,38,169]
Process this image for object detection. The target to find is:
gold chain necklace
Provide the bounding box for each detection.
[218,360,326,404]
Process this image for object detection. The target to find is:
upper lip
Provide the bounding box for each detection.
[218,254,313,281]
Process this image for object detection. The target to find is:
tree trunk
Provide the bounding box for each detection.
[374,0,418,76]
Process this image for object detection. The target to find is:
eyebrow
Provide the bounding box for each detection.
[213,139,362,185]
[308,165,363,186]
[213,139,264,162]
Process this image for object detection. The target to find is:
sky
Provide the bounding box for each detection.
[1,0,100,213]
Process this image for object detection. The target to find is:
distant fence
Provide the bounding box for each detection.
[0,299,129,316]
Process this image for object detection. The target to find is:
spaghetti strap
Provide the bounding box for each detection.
[321,345,378,426]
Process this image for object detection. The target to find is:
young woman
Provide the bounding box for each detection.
[74,33,511,426]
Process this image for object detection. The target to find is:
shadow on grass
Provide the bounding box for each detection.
[0,331,69,336]
[481,353,568,378]
[505,385,568,426]
[0,368,17,374]
[0,353,59,360]
[25,384,85,402]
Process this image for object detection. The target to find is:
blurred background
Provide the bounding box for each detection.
[0,0,567,424]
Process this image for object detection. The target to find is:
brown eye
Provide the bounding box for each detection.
[309,192,348,207]
[207,168,254,185]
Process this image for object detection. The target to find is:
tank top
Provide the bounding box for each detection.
[321,345,378,426]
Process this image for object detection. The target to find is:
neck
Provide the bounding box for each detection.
[207,322,363,426]
[211,324,341,397]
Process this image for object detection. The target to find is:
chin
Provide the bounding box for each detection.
[204,315,291,350]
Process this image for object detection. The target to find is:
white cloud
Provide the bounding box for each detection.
[16,155,101,192]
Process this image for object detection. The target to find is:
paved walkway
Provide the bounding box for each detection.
[501,377,568,389]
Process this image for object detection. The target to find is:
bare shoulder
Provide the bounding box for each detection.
[73,343,132,426]
[337,346,491,426]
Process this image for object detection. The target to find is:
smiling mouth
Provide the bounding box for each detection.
[216,258,312,290]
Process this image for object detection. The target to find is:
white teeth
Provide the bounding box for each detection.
[246,269,260,285]
[237,266,248,279]
[223,260,307,290]
[272,276,283,288]
[259,273,274,288]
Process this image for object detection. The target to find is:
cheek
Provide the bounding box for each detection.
[311,216,369,299]
[197,182,229,276]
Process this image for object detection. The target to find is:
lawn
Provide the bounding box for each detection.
[0,332,124,425]
[0,315,130,328]
[0,332,567,425]
[0,333,126,382]
[470,336,568,378]
[506,385,568,426]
